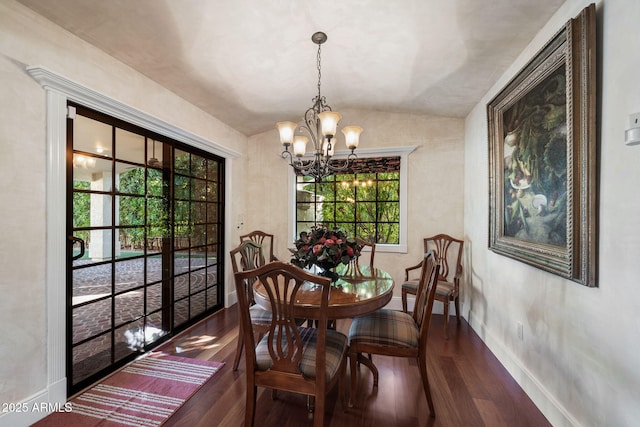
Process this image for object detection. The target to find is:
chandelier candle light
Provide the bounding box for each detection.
[276,32,363,182]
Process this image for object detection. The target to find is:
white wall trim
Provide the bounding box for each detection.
[467,309,580,427]
[44,88,68,408]
[0,379,66,427]
[27,66,240,160]
[223,159,237,309]
[24,65,240,425]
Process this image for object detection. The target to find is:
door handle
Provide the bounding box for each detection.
[69,236,85,260]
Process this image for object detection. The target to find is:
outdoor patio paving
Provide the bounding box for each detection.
[71,255,220,385]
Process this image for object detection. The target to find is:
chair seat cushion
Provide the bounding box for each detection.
[349,309,418,349]
[249,305,272,325]
[255,327,348,380]
[401,279,419,292]
[435,280,455,298]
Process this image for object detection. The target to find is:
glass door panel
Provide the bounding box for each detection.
[170,151,223,331]
[68,106,224,395]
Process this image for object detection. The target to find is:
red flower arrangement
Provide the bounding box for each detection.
[289,227,361,271]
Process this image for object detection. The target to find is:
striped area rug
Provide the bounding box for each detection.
[35,353,224,426]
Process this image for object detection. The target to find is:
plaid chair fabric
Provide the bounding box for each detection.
[401,279,419,294]
[435,281,455,297]
[249,305,272,325]
[349,309,419,349]
[256,326,348,380]
[404,280,456,301]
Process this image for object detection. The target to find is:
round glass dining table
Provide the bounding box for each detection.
[252,263,395,320]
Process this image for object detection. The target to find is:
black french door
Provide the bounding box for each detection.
[66,104,224,395]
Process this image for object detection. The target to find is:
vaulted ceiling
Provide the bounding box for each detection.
[18,0,565,136]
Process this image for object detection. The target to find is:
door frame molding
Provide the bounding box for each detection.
[27,66,240,407]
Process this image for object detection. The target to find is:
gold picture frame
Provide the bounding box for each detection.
[487,4,597,287]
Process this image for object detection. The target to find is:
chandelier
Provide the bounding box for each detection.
[276,32,363,182]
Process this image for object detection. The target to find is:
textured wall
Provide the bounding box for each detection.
[0,0,247,421]
[463,0,640,425]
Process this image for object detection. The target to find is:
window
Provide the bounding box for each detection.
[293,147,415,253]
[296,157,400,243]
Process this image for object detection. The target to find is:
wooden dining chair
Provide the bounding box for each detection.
[357,239,376,268]
[348,251,440,416]
[229,240,272,371]
[234,261,349,427]
[401,234,464,339]
[240,230,278,263]
[345,239,376,277]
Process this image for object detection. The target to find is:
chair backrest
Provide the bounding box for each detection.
[240,230,277,263]
[413,251,440,350]
[345,240,376,277]
[345,239,376,277]
[230,240,263,273]
[230,240,264,304]
[423,234,463,285]
[233,261,332,387]
[357,240,376,268]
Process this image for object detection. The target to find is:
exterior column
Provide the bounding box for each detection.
[88,171,121,260]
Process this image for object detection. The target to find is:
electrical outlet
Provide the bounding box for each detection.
[626,113,640,146]
[516,322,524,341]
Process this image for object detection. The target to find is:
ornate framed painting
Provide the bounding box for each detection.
[487,4,597,287]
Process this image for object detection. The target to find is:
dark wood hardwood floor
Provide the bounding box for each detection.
[158,306,551,427]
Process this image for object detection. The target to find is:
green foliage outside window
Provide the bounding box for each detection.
[72,180,91,245]
[119,167,169,248]
[295,158,401,244]
[73,167,170,250]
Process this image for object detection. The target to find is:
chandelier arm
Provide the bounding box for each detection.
[283,143,322,175]
[325,160,350,174]
[325,151,358,172]
[294,158,318,171]
[296,157,326,182]
[302,108,319,150]
[292,144,357,179]
[292,155,323,172]
[281,148,293,162]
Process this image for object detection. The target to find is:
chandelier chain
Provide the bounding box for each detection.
[316,43,322,105]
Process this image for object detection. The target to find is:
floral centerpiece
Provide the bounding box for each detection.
[290,227,361,279]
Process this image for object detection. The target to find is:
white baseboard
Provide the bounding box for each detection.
[226,289,237,308]
[466,309,579,427]
[0,378,67,427]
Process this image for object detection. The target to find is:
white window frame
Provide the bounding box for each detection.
[287,146,416,254]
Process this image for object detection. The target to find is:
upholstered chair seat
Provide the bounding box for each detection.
[248,305,272,325]
[256,327,348,379]
[400,279,419,299]
[404,280,456,305]
[349,309,419,349]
